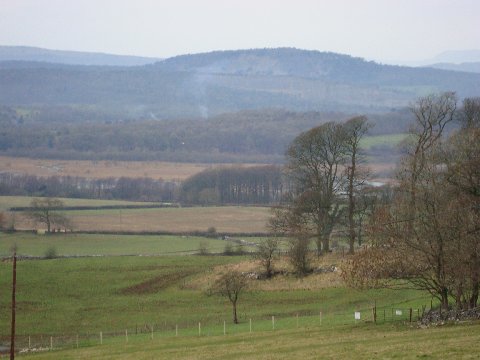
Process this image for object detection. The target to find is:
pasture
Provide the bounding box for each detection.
[19,322,480,359]
[0,232,233,257]
[0,254,431,339]
[0,156,263,181]
[360,133,407,150]
[1,230,478,359]
[0,196,157,211]
[10,205,271,234]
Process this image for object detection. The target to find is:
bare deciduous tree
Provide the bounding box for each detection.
[254,237,279,278]
[287,236,311,276]
[211,271,248,324]
[26,198,68,233]
[344,93,480,311]
[283,122,347,255]
[343,116,372,254]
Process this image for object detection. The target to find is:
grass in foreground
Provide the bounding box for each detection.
[18,321,480,359]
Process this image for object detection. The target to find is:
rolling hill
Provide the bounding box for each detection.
[0,45,160,66]
[1,47,479,119]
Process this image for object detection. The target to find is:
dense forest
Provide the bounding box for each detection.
[0,107,409,163]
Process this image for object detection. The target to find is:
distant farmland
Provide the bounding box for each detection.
[13,205,271,234]
[0,156,264,181]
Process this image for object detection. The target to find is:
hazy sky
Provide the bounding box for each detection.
[1,0,479,63]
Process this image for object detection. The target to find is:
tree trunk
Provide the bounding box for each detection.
[440,288,449,311]
[347,166,356,254]
[469,254,479,309]
[46,211,51,233]
[322,234,329,253]
[232,301,238,324]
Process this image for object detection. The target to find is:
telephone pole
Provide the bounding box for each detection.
[10,252,17,360]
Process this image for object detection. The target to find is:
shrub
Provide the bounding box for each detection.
[44,247,57,259]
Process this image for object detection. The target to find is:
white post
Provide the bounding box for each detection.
[28,336,31,349]
[126,329,128,343]
[249,318,252,333]
[198,322,201,336]
[223,320,226,335]
[151,325,154,340]
[100,331,103,345]
[272,316,275,330]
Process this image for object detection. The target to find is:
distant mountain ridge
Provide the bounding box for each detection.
[0,45,161,66]
[0,47,479,119]
[425,62,480,74]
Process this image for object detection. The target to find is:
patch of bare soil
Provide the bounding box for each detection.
[120,270,196,295]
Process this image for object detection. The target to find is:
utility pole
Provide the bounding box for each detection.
[10,252,17,360]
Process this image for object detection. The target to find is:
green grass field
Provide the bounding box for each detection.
[19,322,480,359]
[1,248,478,359]
[1,255,431,337]
[361,133,407,150]
[0,232,234,257]
[0,196,158,211]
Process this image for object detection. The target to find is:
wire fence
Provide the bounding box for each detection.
[2,304,431,355]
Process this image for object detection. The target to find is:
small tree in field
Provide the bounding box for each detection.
[26,198,68,233]
[211,271,248,324]
[254,237,279,278]
[288,236,311,276]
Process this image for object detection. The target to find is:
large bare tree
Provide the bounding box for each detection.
[343,116,371,254]
[26,198,69,233]
[283,122,347,255]
[344,93,480,311]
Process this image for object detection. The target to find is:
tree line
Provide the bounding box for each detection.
[0,173,177,202]
[343,94,480,311]
[267,92,479,311]
[179,166,286,205]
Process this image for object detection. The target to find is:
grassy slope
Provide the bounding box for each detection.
[0,256,430,337]
[21,322,480,359]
